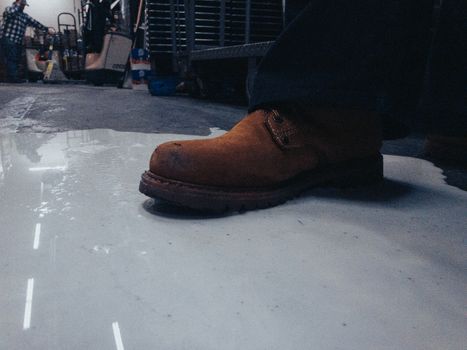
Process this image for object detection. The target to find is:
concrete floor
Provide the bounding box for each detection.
[0,83,245,135]
[0,83,466,349]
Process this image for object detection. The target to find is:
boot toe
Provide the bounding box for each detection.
[149,141,194,181]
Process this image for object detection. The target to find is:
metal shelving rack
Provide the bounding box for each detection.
[146,0,283,98]
[183,0,283,56]
[147,0,283,63]
[146,0,186,54]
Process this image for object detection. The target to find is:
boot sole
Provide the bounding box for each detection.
[139,154,383,213]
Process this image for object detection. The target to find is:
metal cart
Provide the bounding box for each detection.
[57,12,84,78]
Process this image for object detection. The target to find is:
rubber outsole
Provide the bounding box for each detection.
[139,154,384,213]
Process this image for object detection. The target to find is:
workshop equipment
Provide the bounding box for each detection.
[117,0,145,88]
[85,32,131,85]
[24,28,67,83]
[24,29,48,82]
[148,74,179,96]
[25,12,86,83]
[84,0,132,85]
[186,0,283,99]
[43,32,68,82]
[145,0,284,100]
[131,48,151,89]
[57,12,84,78]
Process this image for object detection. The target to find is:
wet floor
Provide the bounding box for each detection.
[0,128,466,350]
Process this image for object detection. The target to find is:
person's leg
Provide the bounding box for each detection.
[0,38,4,64]
[250,0,434,138]
[0,39,5,81]
[4,38,20,82]
[283,0,310,26]
[421,0,467,163]
[421,0,466,134]
[139,0,434,211]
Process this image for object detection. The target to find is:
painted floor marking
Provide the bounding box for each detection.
[33,223,41,250]
[23,278,34,330]
[112,322,125,350]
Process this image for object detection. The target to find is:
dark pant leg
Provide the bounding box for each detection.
[0,38,4,65]
[0,38,7,72]
[250,0,434,137]
[3,38,20,81]
[284,0,310,26]
[420,0,467,136]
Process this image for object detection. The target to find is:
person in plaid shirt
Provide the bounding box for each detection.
[1,0,48,82]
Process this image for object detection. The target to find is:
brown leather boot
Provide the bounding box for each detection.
[140,108,383,212]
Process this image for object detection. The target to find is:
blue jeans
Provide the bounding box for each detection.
[250,0,467,138]
[1,37,22,81]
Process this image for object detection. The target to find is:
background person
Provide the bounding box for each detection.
[1,0,49,82]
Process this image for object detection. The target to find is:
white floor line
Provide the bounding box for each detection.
[33,223,41,250]
[29,166,67,172]
[40,182,44,202]
[23,278,34,330]
[112,322,125,350]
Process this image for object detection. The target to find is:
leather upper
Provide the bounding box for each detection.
[149,109,382,187]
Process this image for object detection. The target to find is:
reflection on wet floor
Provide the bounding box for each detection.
[0,129,466,350]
